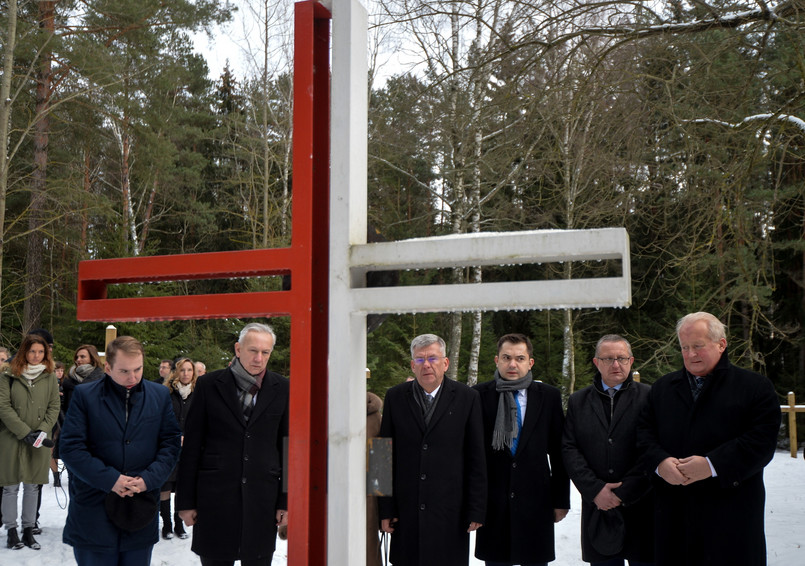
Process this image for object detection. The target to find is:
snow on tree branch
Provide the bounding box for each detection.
[687,113,805,134]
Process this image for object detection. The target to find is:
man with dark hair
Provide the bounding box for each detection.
[638,312,780,565]
[563,334,653,565]
[60,336,181,566]
[379,333,487,566]
[158,360,172,385]
[473,333,569,566]
[176,322,289,566]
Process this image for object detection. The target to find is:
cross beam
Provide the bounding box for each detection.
[77,3,332,566]
[76,3,633,566]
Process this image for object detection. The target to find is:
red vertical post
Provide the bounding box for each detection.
[290,2,331,565]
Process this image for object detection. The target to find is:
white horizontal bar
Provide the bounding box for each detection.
[351,277,631,314]
[350,228,629,271]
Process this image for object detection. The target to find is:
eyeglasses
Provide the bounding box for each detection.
[597,357,632,366]
[413,356,442,366]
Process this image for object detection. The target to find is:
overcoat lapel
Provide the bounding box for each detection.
[670,373,694,410]
[214,369,247,427]
[404,382,427,433]
[425,378,456,432]
[101,386,127,431]
[515,382,542,454]
[588,388,609,430]
[248,374,280,425]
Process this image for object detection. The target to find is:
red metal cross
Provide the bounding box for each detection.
[76,3,332,565]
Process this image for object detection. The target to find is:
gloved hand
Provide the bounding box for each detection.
[23,430,54,448]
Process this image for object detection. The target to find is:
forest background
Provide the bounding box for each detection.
[1,1,804,439]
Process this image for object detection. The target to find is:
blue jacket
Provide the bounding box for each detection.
[60,375,182,552]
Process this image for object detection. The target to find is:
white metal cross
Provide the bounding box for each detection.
[326,1,630,564]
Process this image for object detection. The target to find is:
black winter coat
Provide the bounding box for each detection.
[378,378,487,566]
[637,350,780,566]
[473,379,570,564]
[175,367,289,561]
[563,373,653,563]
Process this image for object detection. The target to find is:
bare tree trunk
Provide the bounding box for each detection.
[139,175,158,254]
[24,1,56,333]
[81,149,90,253]
[562,307,575,396]
[0,0,19,332]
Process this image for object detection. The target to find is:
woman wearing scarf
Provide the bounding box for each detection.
[159,357,197,540]
[62,344,105,414]
[0,334,60,550]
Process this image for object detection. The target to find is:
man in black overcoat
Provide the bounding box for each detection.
[473,333,570,566]
[638,312,780,566]
[379,333,487,566]
[176,323,289,566]
[563,334,653,565]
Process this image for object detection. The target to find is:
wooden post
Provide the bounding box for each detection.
[788,391,797,459]
[104,325,117,350]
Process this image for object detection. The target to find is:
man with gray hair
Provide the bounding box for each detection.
[379,334,487,566]
[176,323,289,566]
[638,312,780,566]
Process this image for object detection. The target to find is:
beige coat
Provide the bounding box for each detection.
[0,369,60,485]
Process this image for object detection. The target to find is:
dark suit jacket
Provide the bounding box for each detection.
[563,373,653,562]
[473,379,570,564]
[637,350,780,566]
[175,366,289,561]
[378,378,486,566]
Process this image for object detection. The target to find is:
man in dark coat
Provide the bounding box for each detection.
[473,333,570,566]
[563,334,653,565]
[638,312,781,566]
[379,333,487,566]
[176,322,289,566]
[60,336,182,566]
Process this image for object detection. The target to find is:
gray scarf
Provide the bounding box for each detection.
[71,363,95,383]
[231,358,263,421]
[492,370,533,451]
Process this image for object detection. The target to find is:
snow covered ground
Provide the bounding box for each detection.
[5,449,804,565]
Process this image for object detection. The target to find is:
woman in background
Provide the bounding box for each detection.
[61,344,104,414]
[0,334,60,550]
[160,357,197,540]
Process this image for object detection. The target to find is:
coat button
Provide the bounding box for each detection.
[510,492,515,499]
[242,478,247,484]
[608,469,614,474]
[422,443,428,450]
[512,462,517,468]
[420,504,425,510]
[608,438,614,444]
[733,481,739,487]
[420,474,426,480]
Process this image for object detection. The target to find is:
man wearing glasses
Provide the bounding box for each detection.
[563,334,654,566]
[379,334,487,566]
[473,333,569,566]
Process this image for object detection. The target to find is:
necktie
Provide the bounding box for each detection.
[607,388,616,399]
[511,391,523,456]
[423,394,434,408]
[692,377,705,401]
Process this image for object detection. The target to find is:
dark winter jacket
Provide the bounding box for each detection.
[563,372,653,563]
[378,378,487,566]
[60,376,182,553]
[175,366,289,561]
[473,379,570,564]
[637,350,780,566]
